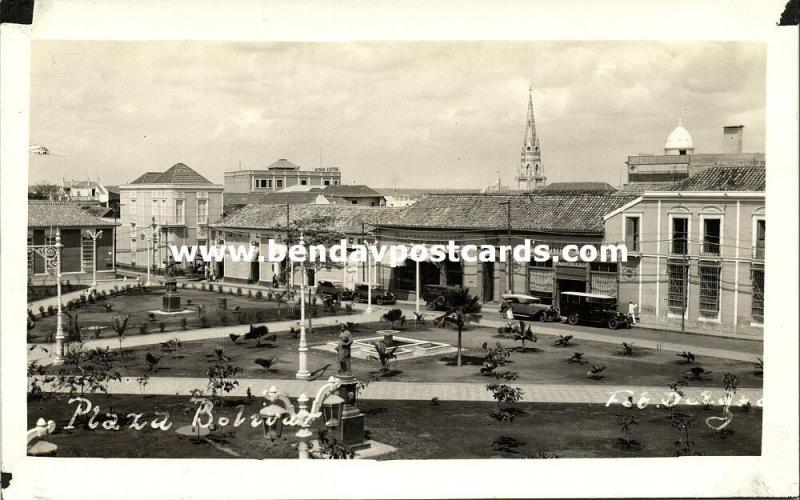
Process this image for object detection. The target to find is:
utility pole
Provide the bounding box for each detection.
[682,252,688,332]
[499,201,513,293]
[361,222,366,282]
[86,229,104,289]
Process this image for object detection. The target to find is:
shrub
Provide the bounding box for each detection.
[48,305,56,315]
[148,312,157,322]
[480,343,512,375]
[201,283,207,291]
[139,323,150,335]
[158,321,166,332]
[255,290,263,299]
[369,341,398,373]
[38,306,46,318]
[28,309,37,322]
[180,317,188,330]
[218,312,229,326]
[255,310,265,322]
[247,289,253,298]
[88,294,96,304]
[382,309,405,329]
[181,282,187,289]
[267,291,273,301]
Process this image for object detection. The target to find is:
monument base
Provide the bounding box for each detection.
[162,293,182,312]
[336,379,370,451]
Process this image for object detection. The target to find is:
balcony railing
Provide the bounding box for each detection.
[752,245,765,260]
[699,242,721,257]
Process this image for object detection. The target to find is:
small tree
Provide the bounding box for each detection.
[486,370,524,422]
[206,363,243,405]
[56,344,122,396]
[615,414,640,450]
[671,413,702,456]
[111,314,130,354]
[434,287,482,367]
[480,343,512,375]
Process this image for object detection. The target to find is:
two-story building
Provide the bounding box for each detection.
[603,166,765,338]
[320,184,386,207]
[28,201,117,285]
[116,163,223,272]
[224,158,342,194]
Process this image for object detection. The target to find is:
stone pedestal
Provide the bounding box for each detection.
[335,377,370,451]
[161,278,182,312]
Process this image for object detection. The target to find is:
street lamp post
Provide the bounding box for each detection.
[296,232,310,380]
[415,258,421,315]
[145,218,159,287]
[86,229,103,289]
[53,231,65,365]
[365,239,373,313]
[260,377,344,459]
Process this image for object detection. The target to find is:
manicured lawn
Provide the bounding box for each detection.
[28,394,762,459]
[27,286,342,343]
[103,322,763,388]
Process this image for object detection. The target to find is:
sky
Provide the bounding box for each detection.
[29,41,766,190]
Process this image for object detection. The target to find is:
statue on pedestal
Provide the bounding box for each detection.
[336,329,353,378]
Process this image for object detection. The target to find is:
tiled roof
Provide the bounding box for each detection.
[81,205,117,218]
[130,172,162,184]
[322,184,384,198]
[267,159,300,170]
[213,204,398,235]
[538,182,618,194]
[29,201,114,228]
[616,182,677,194]
[223,193,265,206]
[664,166,765,192]
[130,163,213,185]
[377,193,638,233]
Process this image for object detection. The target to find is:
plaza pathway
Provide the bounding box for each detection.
[39,375,763,406]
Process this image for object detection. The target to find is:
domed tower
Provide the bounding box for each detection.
[664,119,695,155]
[516,86,545,190]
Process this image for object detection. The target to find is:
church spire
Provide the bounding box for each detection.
[516,85,545,190]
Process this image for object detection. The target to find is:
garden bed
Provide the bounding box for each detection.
[60,321,764,388]
[26,285,346,343]
[27,394,762,459]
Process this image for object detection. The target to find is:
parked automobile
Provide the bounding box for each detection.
[315,280,353,301]
[559,291,631,329]
[353,283,396,305]
[499,294,559,321]
[422,284,452,310]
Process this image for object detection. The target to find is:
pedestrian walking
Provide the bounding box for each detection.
[628,301,638,325]
[272,274,279,289]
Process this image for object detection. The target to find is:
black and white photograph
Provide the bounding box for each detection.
[1,1,798,499]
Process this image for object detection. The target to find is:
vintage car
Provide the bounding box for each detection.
[499,294,559,321]
[559,291,631,329]
[352,283,397,305]
[422,284,452,311]
[315,280,353,301]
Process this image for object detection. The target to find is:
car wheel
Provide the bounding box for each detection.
[537,312,547,322]
[567,313,579,326]
[608,317,619,330]
[376,298,384,305]
[353,293,361,303]
[426,300,437,311]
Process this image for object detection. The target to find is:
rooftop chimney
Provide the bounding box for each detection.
[723,125,744,154]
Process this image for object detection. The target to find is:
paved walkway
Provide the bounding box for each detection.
[27,278,131,309]
[390,302,762,361]
[39,376,762,406]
